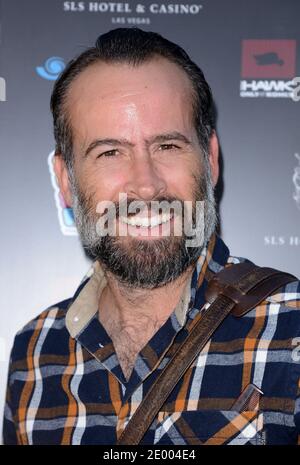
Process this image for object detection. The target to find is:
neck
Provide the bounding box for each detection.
[99,265,194,327]
[98,265,195,380]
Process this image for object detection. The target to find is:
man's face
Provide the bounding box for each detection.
[55,57,218,288]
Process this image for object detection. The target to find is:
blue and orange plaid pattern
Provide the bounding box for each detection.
[3,235,300,445]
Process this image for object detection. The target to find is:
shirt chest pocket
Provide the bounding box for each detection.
[154,409,264,445]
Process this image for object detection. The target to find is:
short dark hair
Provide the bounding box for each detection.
[50,28,215,171]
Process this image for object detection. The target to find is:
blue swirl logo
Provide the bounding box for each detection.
[36,57,65,81]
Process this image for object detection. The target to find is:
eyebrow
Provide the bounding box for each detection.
[83,131,192,157]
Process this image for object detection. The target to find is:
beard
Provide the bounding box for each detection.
[69,157,217,289]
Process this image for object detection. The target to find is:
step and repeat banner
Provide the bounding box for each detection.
[0,0,299,431]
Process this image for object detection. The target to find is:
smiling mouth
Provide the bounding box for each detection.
[119,212,173,228]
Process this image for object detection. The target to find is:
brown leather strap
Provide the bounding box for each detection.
[205,262,297,317]
[116,262,297,445]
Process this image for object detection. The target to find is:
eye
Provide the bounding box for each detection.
[97,149,119,158]
[159,143,180,151]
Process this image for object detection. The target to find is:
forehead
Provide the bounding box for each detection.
[66,57,195,146]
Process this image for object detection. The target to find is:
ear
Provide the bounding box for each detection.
[53,154,73,207]
[208,131,219,187]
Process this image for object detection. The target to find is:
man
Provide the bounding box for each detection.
[3,28,300,445]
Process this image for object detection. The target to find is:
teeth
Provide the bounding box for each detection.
[120,213,172,228]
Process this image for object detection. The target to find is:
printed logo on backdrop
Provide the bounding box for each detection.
[48,151,78,236]
[264,152,300,248]
[0,76,6,101]
[63,1,203,25]
[240,40,299,99]
[36,57,66,81]
[293,153,300,210]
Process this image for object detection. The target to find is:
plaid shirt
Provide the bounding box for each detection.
[3,235,300,445]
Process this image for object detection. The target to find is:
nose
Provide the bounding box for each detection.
[124,154,167,201]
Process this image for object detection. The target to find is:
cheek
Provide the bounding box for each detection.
[162,159,202,200]
[166,172,196,200]
[77,162,129,202]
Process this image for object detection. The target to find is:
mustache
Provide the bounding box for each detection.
[114,196,183,217]
[72,172,207,225]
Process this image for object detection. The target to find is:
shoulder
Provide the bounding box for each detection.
[227,253,300,312]
[264,280,300,333]
[9,298,73,369]
[8,264,97,369]
[265,279,300,308]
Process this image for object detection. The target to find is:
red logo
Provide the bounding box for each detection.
[241,40,296,79]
